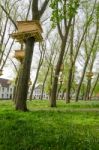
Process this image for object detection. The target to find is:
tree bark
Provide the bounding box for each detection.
[85,78,91,100]
[90,74,99,99]
[66,21,74,103]
[84,54,96,100]
[14,0,49,111]
[29,50,44,100]
[66,67,73,103]
[75,0,98,102]
[50,4,72,107]
[50,39,68,107]
[75,55,92,102]
[62,88,66,100]
[15,38,35,111]
[57,82,62,100]
[75,30,98,102]
[41,64,50,100]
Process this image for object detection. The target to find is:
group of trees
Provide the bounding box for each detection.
[0,0,99,111]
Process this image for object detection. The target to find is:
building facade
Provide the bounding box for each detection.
[0,78,14,99]
[0,78,63,100]
[28,84,49,100]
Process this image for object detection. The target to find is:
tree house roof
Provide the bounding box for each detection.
[10,20,43,42]
[16,20,43,32]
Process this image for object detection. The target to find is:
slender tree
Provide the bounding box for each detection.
[75,16,98,101]
[50,0,80,107]
[29,43,45,100]
[15,0,49,111]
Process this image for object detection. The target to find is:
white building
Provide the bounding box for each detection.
[0,78,62,100]
[28,84,49,100]
[0,79,49,100]
[0,78,14,99]
[29,84,63,100]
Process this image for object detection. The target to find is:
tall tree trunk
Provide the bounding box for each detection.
[75,0,98,102]
[50,0,74,107]
[90,74,99,99]
[66,67,73,103]
[15,38,35,111]
[29,51,44,100]
[62,88,66,100]
[57,82,62,100]
[75,29,98,102]
[85,78,91,100]
[66,19,75,103]
[84,54,96,100]
[49,66,53,100]
[41,64,50,100]
[75,55,92,102]
[50,40,68,107]
[64,11,93,103]
[14,0,49,111]
[13,69,20,102]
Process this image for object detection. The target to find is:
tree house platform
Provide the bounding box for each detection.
[10,21,43,42]
[14,50,25,62]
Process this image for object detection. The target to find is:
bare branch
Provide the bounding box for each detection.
[0,4,17,29]
[39,0,49,19]
[26,0,32,20]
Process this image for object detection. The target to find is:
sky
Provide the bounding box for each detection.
[0,0,99,81]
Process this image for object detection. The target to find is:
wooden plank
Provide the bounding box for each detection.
[10,30,43,42]
[14,50,25,61]
[17,21,43,33]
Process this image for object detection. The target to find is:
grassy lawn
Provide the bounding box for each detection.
[0,100,99,150]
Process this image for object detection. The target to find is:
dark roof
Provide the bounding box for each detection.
[0,78,11,87]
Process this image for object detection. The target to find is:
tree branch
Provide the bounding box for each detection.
[0,4,17,29]
[32,0,39,19]
[56,3,64,41]
[39,0,49,19]
[26,0,32,20]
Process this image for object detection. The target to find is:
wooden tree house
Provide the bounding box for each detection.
[10,20,43,42]
[86,72,93,78]
[14,50,25,62]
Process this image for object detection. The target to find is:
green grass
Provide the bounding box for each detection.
[0,100,99,150]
